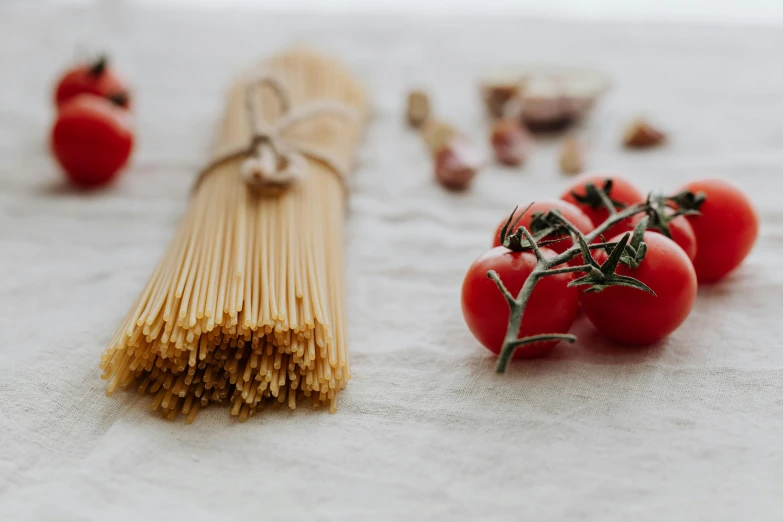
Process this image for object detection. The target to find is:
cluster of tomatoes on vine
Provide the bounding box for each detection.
[461,172,759,371]
[50,55,134,188]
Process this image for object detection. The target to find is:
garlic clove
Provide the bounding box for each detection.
[623,118,666,148]
[406,90,430,128]
[480,68,525,119]
[559,135,586,175]
[434,137,482,191]
[490,119,533,167]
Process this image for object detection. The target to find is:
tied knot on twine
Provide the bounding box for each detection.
[197,72,358,195]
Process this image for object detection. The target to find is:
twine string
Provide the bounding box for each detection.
[195,72,358,194]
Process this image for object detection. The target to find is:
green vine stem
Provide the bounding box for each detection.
[488,182,676,373]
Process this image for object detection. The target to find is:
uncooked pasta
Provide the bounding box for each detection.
[99,49,367,422]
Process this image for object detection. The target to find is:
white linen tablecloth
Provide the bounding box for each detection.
[1,4,781,520]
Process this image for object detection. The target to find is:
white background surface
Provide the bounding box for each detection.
[1,2,782,520]
[51,0,783,25]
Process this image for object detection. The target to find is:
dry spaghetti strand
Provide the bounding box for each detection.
[100,48,366,421]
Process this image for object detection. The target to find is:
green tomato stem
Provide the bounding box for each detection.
[492,196,655,373]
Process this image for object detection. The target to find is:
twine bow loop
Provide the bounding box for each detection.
[240,135,307,191]
[197,71,358,195]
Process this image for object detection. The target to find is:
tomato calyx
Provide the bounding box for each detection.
[602,217,650,269]
[568,222,654,294]
[86,55,130,108]
[667,190,707,213]
[528,209,577,241]
[642,193,700,239]
[107,92,130,108]
[569,179,627,211]
[89,55,109,77]
[498,205,569,252]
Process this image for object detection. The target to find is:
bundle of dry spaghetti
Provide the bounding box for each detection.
[99,48,368,422]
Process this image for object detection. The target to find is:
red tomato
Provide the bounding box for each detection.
[560,172,645,238]
[461,246,579,358]
[54,55,131,109]
[51,95,134,188]
[580,232,697,345]
[629,213,697,261]
[679,179,759,283]
[492,200,594,254]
